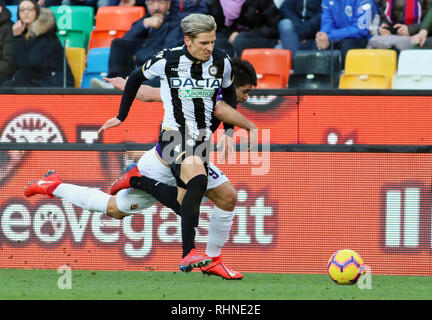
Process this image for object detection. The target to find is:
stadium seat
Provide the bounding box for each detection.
[392,74,432,89]
[87,29,127,50]
[343,49,397,88]
[339,73,389,89]
[391,50,432,89]
[94,6,145,31]
[81,47,110,88]
[289,49,341,89]
[241,48,292,89]
[396,49,432,75]
[65,47,86,88]
[57,29,86,48]
[50,5,94,49]
[6,5,18,22]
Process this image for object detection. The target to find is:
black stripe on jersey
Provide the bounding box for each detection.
[190,62,207,130]
[210,50,229,106]
[165,50,185,129]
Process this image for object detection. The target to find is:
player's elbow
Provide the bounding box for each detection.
[136,92,153,102]
[213,103,226,121]
[137,86,160,102]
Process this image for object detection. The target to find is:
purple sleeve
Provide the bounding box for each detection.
[216,88,223,101]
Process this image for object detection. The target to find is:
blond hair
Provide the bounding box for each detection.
[181,13,217,39]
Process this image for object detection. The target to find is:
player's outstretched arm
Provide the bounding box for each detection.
[214,100,258,150]
[103,77,162,102]
[98,117,123,135]
[98,69,145,135]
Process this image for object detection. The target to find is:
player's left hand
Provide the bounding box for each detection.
[98,117,122,135]
[217,134,234,162]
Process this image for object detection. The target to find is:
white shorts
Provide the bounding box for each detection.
[116,147,229,214]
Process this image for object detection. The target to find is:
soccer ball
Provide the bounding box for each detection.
[327,249,364,285]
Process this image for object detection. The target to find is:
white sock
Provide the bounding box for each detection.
[206,206,234,257]
[52,183,110,214]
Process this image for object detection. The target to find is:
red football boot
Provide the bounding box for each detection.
[24,170,62,198]
[201,255,243,280]
[108,164,142,195]
[179,249,212,272]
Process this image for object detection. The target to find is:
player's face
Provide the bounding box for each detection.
[185,31,216,62]
[236,84,252,103]
[18,0,37,24]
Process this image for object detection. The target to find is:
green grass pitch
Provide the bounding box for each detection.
[0,268,430,300]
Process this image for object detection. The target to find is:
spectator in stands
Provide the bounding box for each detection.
[91,0,207,89]
[5,0,61,6]
[38,0,62,6]
[206,0,281,57]
[2,0,74,87]
[411,2,432,47]
[277,0,322,57]
[173,0,208,19]
[61,0,109,13]
[91,0,172,88]
[110,0,207,14]
[316,0,379,64]
[368,0,432,50]
[0,1,16,85]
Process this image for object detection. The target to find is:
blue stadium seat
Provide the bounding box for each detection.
[6,5,18,22]
[81,47,110,88]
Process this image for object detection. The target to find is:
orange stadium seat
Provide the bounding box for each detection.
[87,29,127,50]
[241,48,292,89]
[94,6,145,31]
[88,6,144,51]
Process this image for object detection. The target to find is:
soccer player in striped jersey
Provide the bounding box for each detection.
[92,14,240,272]
[100,57,257,279]
[24,58,257,279]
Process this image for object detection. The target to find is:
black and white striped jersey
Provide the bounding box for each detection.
[141,45,233,140]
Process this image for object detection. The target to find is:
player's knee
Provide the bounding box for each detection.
[219,188,237,212]
[187,174,208,196]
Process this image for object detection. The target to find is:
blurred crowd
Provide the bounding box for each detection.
[0,0,431,88]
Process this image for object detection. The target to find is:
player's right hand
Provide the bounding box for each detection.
[98,117,123,135]
[103,77,127,91]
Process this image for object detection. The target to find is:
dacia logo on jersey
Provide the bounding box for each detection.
[170,77,222,89]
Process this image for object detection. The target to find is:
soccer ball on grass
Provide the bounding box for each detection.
[327,249,364,285]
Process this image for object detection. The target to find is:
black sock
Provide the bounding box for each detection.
[180,174,208,258]
[130,176,180,215]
